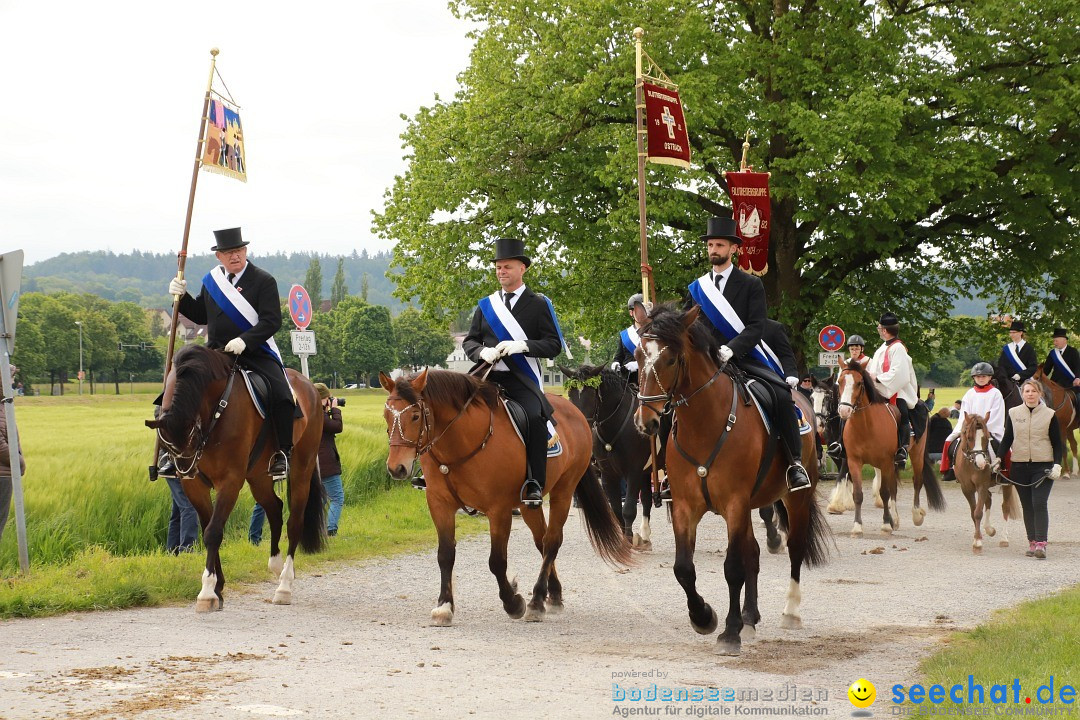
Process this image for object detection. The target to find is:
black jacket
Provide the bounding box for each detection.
[927,414,953,454]
[1043,345,1080,388]
[763,319,799,380]
[178,262,282,363]
[996,341,1038,381]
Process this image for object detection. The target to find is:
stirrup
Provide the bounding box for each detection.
[411,474,427,490]
[520,479,543,507]
[827,441,843,455]
[786,463,811,492]
[269,451,290,481]
[157,455,178,480]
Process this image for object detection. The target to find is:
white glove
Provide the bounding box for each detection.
[718,345,734,363]
[479,347,501,364]
[611,361,622,372]
[624,360,639,372]
[991,458,1001,474]
[169,278,187,297]
[495,339,529,356]
[223,337,246,355]
[1050,464,1062,480]
[1012,374,1021,382]
[786,376,798,389]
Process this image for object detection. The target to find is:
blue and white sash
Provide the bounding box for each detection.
[688,275,784,377]
[620,325,640,355]
[477,292,559,441]
[1003,343,1027,374]
[1051,349,1077,382]
[203,267,284,367]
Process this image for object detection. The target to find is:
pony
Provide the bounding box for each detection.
[835,362,946,536]
[145,344,325,611]
[380,368,631,625]
[633,305,831,656]
[562,364,655,548]
[954,412,1021,552]
[1032,367,1079,476]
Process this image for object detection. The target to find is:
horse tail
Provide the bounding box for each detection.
[573,464,633,568]
[298,468,327,554]
[920,442,947,511]
[1001,483,1022,522]
[778,497,832,568]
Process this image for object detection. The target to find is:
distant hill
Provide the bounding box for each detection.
[23,249,407,311]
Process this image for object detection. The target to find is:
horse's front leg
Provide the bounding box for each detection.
[971,485,986,553]
[249,477,285,576]
[487,507,526,620]
[190,476,241,612]
[739,513,762,641]
[981,486,996,540]
[670,500,715,637]
[849,459,865,536]
[716,501,752,655]
[427,495,458,626]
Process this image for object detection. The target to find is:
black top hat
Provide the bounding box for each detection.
[1009,320,1026,333]
[879,312,900,327]
[700,215,742,244]
[493,238,531,267]
[1053,327,1068,338]
[211,227,249,252]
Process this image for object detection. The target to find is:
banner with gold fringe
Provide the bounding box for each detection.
[200,95,246,182]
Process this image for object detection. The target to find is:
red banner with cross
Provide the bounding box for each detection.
[725,171,771,276]
[642,82,690,169]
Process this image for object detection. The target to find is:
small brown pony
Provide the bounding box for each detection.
[146,344,325,611]
[633,306,831,656]
[1032,368,1079,476]
[380,368,630,626]
[836,363,945,536]
[954,412,1021,552]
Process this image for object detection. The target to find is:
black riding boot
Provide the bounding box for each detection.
[520,419,547,507]
[157,451,178,479]
[269,404,294,480]
[777,396,811,492]
[894,399,911,465]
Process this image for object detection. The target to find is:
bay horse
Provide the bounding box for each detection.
[380,368,630,626]
[836,362,945,536]
[145,344,325,611]
[954,412,1021,552]
[1032,367,1079,476]
[633,306,830,656]
[562,364,655,548]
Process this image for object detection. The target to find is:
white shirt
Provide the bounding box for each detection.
[947,384,1006,442]
[710,265,734,295]
[868,339,918,405]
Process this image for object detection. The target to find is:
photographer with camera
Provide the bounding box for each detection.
[249,382,346,543]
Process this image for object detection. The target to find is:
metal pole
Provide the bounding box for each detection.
[151,48,219,480]
[0,339,28,573]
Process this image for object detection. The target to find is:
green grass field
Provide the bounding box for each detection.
[0,389,485,616]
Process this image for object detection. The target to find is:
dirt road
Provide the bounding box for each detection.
[2,479,1078,720]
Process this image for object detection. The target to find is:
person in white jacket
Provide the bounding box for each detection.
[940,362,1006,481]
[868,312,918,463]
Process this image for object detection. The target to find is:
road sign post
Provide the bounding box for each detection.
[288,285,315,378]
[0,250,28,573]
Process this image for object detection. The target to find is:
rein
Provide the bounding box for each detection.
[158,358,241,478]
[590,375,637,452]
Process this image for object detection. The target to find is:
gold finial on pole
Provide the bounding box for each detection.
[740,130,751,171]
[633,28,644,80]
[210,47,219,57]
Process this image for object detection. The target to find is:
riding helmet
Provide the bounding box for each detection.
[847,335,865,347]
[627,293,645,310]
[970,362,994,377]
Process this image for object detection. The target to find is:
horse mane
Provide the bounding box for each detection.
[398,369,501,411]
[161,344,232,440]
[644,303,720,361]
[846,359,884,404]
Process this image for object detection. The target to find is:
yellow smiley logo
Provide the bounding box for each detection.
[848,678,876,708]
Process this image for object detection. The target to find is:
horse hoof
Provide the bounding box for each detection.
[631,540,653,553]
[740,624,757,641]
[546,600,564,614]
[272,590,292,605]
[507,594,526,620]
[999,540,1009,548]
[715,636,741,656]
[766,538,784,554]
[691,606,718,635]
[780,613,802,630]
[850,525,863,538]
[881,524,893,534]
[632,532,643,547]
[986,527,997,537]
[524,603,546,622]
[268,555,284,576]
[431,603,454,626]
[195,597,219,613]
[874,497,884,509]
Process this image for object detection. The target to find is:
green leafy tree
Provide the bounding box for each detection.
[19,293,79,394]
[375,0,1079,368]
[330,258,348,308]
[393,308,454,371]
[339,300,397,384]
[361,272,370,303]
[304,257,323,310]
[107,301,162,392]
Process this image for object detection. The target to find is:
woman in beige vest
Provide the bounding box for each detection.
[995,380,1063,558]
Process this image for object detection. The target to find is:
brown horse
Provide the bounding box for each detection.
[146,345,325,611]
[1032,368,1079,476]
[380,368,630,625]
[633,306,831,656]
[836,363,945,536]
[954,412,1021,552]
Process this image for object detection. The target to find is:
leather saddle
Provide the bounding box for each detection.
[239,368,303,420]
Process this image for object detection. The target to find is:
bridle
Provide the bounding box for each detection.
[157,359,240,478]
[836,371,868,416]
[584,373,637,452]
[960,422,991,467]
[636,338,723,414]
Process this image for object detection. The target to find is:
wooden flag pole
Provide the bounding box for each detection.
[633,28,655,311]
[150,47,218,481]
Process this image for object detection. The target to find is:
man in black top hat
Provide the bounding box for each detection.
[462,238,563,507]
[1043,327,1080,416]
[997,320,1038,384]
[163,227,295,480]
[683,214,811,491]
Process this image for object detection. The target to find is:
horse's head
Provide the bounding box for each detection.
[145,345,232,460]
[634,305,712,435]
[960,411,991,471]
[810,377,833,422]
[837,361,879,419]
[380,369,430,480]
[561,364,605,420]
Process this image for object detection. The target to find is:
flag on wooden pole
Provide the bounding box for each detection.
[199,68,246,182]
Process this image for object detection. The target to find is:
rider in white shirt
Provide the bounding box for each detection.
[867,312,918,463]
[940,362,1006,481]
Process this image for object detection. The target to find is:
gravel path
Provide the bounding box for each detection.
[2,479,1079,720]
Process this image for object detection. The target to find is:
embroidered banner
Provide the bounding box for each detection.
[642,82,690,169]
[725,171,770,276]
[200,97,247,182]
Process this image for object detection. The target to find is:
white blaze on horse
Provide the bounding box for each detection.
[954,412,1021,552]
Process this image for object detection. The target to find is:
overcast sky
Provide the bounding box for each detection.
[0,1,476,266]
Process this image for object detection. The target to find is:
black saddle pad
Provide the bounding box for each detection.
[504,396,530,440]
[911,400,928,440]
[947,437,960,466]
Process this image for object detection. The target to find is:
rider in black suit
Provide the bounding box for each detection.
[462,238,563,506]
[685,215,811,491]
[997,319,1039,383]
[1044,327,1080,416]
[164,228,293,480]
